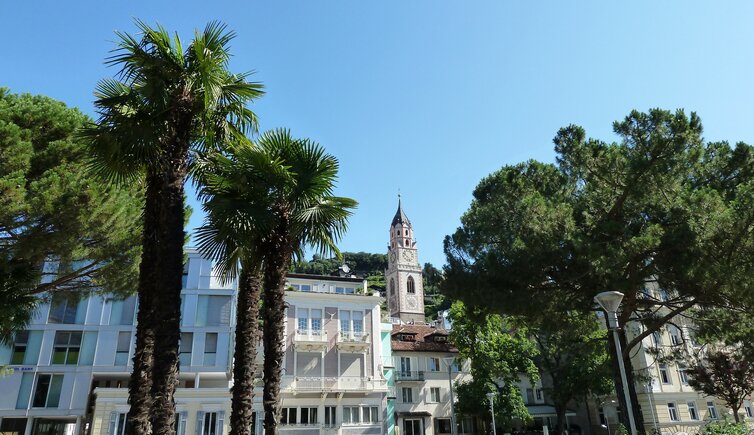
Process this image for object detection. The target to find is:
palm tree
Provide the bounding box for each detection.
[193,147,290,435]
[82,20,263,435]
[253,130,357,434]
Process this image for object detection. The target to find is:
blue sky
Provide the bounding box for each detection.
[4,1,754,266]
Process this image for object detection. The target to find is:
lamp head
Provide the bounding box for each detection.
[594,291,624,313]
[487,392,495,403]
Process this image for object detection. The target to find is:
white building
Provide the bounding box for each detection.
[0,251,389,435]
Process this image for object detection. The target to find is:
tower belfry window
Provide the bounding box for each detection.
[405,230,408,236]
[405,240,409,246]
[407,276,415,294]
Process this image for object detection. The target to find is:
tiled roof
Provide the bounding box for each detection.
[391,324,458,353]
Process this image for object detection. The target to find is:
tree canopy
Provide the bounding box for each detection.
[0,89,143,341]
[442,108,754,430]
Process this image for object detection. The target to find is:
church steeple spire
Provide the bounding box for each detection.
[392,194,411,226]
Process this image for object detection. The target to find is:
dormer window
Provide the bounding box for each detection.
[399,334,416,342]
[434,335,447,343]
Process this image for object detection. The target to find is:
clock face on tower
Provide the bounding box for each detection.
[406,294,418,309]
[402,250,414,263]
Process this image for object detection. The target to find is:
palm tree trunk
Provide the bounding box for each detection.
[127,175,161,435]
[262,219,292,435]
[230,265,262,435]
[150,135,190,435]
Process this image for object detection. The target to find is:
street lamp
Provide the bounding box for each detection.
[486,392,497,435]
[645,380,658,435]
[594,291,638,435]
[443,357,458,435]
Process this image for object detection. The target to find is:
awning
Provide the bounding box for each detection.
[527,405,577,417]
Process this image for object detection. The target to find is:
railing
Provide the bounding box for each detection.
[395,370,425,381]
[294,329,328,342]
[290,376,386,391]
[338,331,370,343]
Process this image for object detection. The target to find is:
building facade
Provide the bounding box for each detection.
[0,251,389,435]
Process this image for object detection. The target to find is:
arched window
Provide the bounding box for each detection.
[390,278,395,295]
[405,229,409,236]
[396,230,400,236]
[407,276,415,294]
[405,240,409,246]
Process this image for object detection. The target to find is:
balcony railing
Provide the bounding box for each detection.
[395,370,425,381]
[338,331,369,343]
[294,329,327,341]
[289,376,387,392]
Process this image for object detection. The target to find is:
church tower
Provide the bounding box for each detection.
[386,197,425,323]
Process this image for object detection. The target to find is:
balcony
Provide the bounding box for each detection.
[293,329,328,351]
[287,376,387,394]
[395,370,425,382]
[336,331,370,352]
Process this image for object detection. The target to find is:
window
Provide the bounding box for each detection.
[281,408,297,425]
[340,311,350,333]
[667,403,679,422]
[182,262,189,288]
[390,279,395,295]
[110,296,136,325]
[352,311,363,336]
[179,332,193,367]
[659,288,669,302]
[32,374,63,408]
[400,357,412,375]
[598,407,607,426]
[204,333,218,366]
[405,240,409,246]
[297,309,308,333]
[437,418,452,434]
[707,401,718,419]
[11,331,29,364]
[404,419,422,435]
[688,402,699,420]
[678,365,689,385]
[405,229,409,236]
[114,413,129,435]
[526,388,535,404]
[115,332,131,365]
[407,276,415,293]
[324,406,336,427]
[428,357,441,372]
[659,364,671,384]
[300,407,318,425]
[745,401,753,418]
[311,309,322,334]
[48,295,83,324]
[200,412,221,435]
[652,332,662,347]
[429,387,441,403]
[362,406,379,424]
[402,387,414,403]
[52,331,82,365]
[535,388,543,401]
[196,295,231,326]
[335,286,355,294]
[669,326,681,345]
[342,406,361,424]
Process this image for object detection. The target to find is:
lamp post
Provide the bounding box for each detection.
[594,291,637,435]
[645,380,658,435]
[487,392,497,435]
[443,357,458,435]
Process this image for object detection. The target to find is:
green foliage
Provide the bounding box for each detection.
[0,89,143,342]
[702,418,749,435]
[450,301,538,428]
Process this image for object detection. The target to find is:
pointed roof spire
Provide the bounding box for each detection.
[392,194,411,226]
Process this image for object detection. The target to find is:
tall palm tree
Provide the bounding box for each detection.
[82,20,263,435]
[253,130,357,434]
[193,147,290,435]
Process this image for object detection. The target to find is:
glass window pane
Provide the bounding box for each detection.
[32,375,51,407]
[205,333,218,353]
[46,375,63,407]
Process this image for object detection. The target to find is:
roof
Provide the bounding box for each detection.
[391,197,411,227]
[286,273,363,283]
[391,324,458,353]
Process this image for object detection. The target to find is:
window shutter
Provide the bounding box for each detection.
[196,411,205,435]
[216,411,225,435]
[108,412,117,435]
